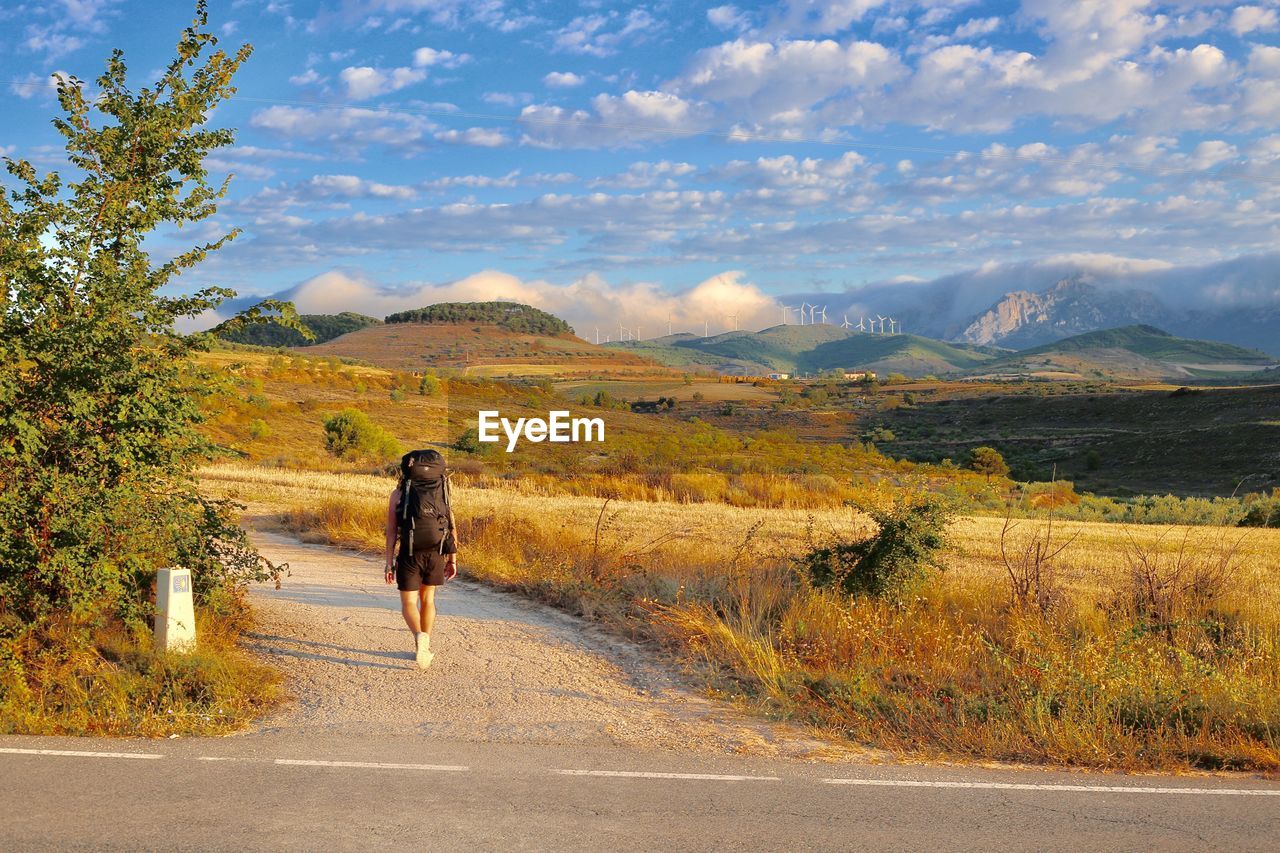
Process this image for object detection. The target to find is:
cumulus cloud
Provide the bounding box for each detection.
[412,46,470,68]
[339,65,427,99]
[249,105,437,154]
[543,71,585,88]
[519,91,714,148]
[273,269,783,339]
[1229,5,1279,36]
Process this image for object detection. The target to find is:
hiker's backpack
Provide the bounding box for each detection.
[397,450,454,558]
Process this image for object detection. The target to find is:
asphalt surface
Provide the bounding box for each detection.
[2,532,1278,851]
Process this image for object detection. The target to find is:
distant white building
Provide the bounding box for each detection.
[766,372,790,380]
[843,371,875,381]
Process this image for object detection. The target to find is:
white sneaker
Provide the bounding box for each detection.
[415,634,433,670]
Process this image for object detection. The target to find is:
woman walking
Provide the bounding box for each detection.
[385,449,458,669]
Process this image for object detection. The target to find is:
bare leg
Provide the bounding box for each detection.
[399,590,422,634]
[418,586,437,650]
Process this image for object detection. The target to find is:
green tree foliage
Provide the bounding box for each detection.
[384,301,573,336]
[800,496,955,600]
[322,409,402,461]
[217,311,380,347]
[967,446,1010,481]
[0,5,302,623]
[418,374,441,396]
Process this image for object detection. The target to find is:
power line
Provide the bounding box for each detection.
[2,76,1276,185]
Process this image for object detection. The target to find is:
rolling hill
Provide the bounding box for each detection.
[974,325,1277,381]
[299,303,663,376]
[217,311,382,347]
[612,324,1002,377]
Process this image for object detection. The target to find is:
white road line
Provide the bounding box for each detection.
[0,748,163,760]
[553,769,782,782]
[196,756,237,762]
[273,759,469,772]
[822,778,1280,796]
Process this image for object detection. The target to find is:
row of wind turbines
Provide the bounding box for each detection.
[592,307,901,344]
[784,302,901,335]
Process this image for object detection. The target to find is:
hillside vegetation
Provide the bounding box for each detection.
[385,301,573,336]
[613,324,1000,377]
[979,325,1277,381]
[300,322,663,376]
[217,311,380,348]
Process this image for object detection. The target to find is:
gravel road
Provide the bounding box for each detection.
[248,531,843,758]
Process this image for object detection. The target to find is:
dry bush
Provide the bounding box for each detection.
[999,513,1077,614]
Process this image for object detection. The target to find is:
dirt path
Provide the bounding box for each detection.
[248,531,851,759]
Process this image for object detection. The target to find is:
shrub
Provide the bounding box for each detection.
[322,409,401,460]
[389,387,406,402]
[454,427,483,454]
[248,419,271,440]
[967,446,1010,481]
[418,374,441,396]
[799,495,955,600]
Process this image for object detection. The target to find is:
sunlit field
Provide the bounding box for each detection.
[204,463,1280,771]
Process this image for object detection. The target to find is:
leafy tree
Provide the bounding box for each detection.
[799,496,954,601]
[967,446,1010,482]
[322,409,401,460]
[0,4,303,623]
[418,374,441,396]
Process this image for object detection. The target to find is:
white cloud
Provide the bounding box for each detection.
[672,38,903,121]
[543,71,585,88]
[434,127,511,146]
[279,269,782,338]
[8,70,71,100]
[249,106,437,154]
[412,46,470,68]
[552,9,657,57]
[952,16,1001,40]
[707,4,752,32]
[339,65,427,99]
[1229,5,1279,36]
[288,68,325,87]
[519,91,714,148]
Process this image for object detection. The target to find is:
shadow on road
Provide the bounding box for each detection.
[246,632,413,670]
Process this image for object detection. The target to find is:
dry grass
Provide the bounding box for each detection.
[204,462,1280,771]
[0,603,281,737]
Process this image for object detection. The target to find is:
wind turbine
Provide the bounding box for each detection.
[594,326,600,345]
[667,314,673,336]
[856,316,866,333]
[841,314,852,329]
[727,314,740,331]
[704,319,709,337]
[819,306,828,325]
[799,302,810,325]
[876,315,887,334]
[888,318,896,335]
[635,325,642,341]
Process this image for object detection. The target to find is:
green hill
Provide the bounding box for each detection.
[610,325,1002,376]
[385,301,573,336]
[981,325,1277,381]
[217,311,381,347]
[1020,325,1272,363]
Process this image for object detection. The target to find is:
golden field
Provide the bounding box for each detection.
[204,462,1280,772]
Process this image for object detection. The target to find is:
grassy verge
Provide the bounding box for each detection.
[205,463,1280,771]
[0,595,281,737]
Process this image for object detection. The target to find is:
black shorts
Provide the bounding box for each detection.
[396,551,447,591]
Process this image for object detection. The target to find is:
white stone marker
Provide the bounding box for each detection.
[155,567,197,653]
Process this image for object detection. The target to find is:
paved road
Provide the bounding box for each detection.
[2,533,1278,850]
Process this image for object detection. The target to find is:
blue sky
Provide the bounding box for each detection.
[3,0,1279,334]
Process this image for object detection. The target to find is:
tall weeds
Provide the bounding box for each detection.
[213,463,1280,771]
